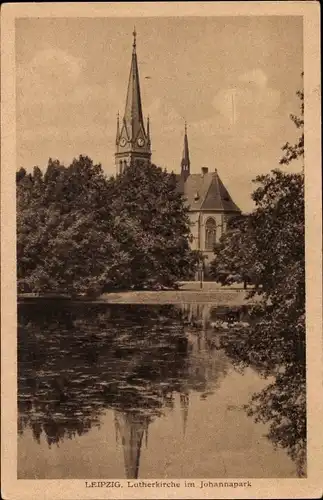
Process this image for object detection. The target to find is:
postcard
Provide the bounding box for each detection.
[1,2,322,499]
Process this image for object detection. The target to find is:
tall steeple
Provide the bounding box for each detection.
[181,121,190,181]
[115,29,151,174]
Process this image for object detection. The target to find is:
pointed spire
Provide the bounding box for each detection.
[147,115,150,144]
[116,111,120,145]
[183,122,190,164]
[132,26,137,52]
[123,30,145,140]
[115,29,151,172]
[181,121,190,181]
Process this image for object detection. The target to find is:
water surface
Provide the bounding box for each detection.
[18,302,299,479]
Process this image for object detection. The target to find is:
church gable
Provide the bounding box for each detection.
[118,122,130,145]
[132,123,149,150]
[179,167,240,214]
[201,170,241,213]
[182,172,213,210]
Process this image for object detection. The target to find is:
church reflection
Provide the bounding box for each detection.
[114,410,150,479]
[113,389,191,479]
[18,300,305,478]
[18,302,231,478]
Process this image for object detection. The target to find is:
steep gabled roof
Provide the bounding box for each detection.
[181,169,241,213]
[181,172,212,210]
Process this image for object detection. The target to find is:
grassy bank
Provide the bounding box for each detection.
[18,283,256,306]
[98,288,254,305]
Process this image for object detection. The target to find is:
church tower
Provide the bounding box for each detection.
[115,29,151,174]
[181,122,190,181]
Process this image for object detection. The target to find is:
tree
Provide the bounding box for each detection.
[18,302,229,449]
[17,156,118,295]
[107,161,199,289]
[17,157,198,294]
[210,84,306,475]
[210,82,304,290]
[209,215,260,288]
[280,80,304,166]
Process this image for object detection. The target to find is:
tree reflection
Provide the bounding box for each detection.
[19,301,305,477]
[217,312,306,477]
[179,302,306,477]
[18,302,229,477]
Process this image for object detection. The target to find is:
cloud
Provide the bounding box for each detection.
[212,69,281,132]
[16,48,117,113]
[29,48,83,81]
[18,123,110,142]
[238,68,268,88]
[146,98,183,133]
[16,47,121,146]
[17,48,84,100]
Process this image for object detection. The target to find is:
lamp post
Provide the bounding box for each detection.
[198,260,204,290]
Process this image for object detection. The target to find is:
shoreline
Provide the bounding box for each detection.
[18,287,255,306]
[98,288,252,305]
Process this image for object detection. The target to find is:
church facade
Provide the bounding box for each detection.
[115,31,241,263]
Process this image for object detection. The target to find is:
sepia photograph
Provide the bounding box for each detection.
[1,2,322,499]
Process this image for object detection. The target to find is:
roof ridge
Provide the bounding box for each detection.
[216,171,236,205]
[214,171,224,211]
[200,174,214,209]
[181,170,241,213]
[201,172,223,210]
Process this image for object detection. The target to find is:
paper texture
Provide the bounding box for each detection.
[1,2,322,499]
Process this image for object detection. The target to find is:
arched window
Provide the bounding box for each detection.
[205,218,217,251]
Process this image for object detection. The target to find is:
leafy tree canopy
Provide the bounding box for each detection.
[210,83,306,475]
[17,157,198,295]
[108,162,199,289]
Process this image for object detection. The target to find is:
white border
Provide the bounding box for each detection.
[1,3,322,499]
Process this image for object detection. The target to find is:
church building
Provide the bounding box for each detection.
[115,30,241,263]
[177,125,241,264]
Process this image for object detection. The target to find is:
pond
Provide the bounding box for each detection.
[17,302,301,479]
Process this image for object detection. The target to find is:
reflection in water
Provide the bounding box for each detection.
[115,411,150,479]
[181,302,306,477]
[17,302,304,478]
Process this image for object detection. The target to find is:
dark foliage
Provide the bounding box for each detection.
[16,157,198,294]
[209,84,306,476]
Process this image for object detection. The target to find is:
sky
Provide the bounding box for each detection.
[16,16,303,212]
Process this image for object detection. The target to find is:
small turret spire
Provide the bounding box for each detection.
[147,115,151,145]
[181,121,190,181]
[116,111,120,145]
[132,27,137,52]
